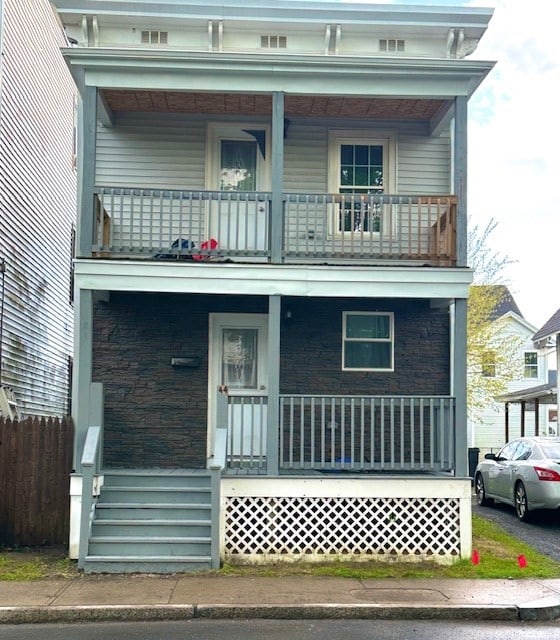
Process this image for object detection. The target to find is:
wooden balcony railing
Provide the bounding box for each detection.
[224,394,456,474]
[93,187,457,265]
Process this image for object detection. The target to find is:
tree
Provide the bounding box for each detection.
[467,219,522,420]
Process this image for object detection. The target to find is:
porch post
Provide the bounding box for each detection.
[72,288,93,472]
[452,298,468,476]
[267,294,281,474]
[454,96,468,267]
[78,86,97,258]
[271,92,284,264]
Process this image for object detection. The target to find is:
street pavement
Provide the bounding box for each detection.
[1,574,560,624]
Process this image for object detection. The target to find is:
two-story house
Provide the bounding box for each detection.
[51,0,495,573]
[467,287,551,459]
[0,0,76,417]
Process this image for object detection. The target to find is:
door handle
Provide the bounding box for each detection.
[260,385,266,390]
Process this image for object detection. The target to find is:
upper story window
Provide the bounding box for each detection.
[481,350,496,378]
[524,351,538,378]
[141,30,168,45]
[342,312,394,371]
[261,35,287,49]
[329,131,396,235]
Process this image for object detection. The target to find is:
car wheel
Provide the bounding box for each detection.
[514,481,531,522]
[475,473,492,506]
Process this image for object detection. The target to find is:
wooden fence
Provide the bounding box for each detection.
[0,417,74,547]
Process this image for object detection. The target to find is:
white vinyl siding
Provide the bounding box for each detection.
[96,113,205,189]
[398,133,451,193]
[0,0,76,416]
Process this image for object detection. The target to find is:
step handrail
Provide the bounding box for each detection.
[78,425,101,569]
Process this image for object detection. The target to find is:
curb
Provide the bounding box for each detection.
[4,602,559,624]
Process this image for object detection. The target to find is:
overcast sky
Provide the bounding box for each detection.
[347,0,558,330]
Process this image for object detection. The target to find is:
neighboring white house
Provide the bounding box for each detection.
[0,0,76,416]
[468,287,552,456]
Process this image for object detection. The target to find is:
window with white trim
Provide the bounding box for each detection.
[329,131,396,235]
[481,350,496,378]
[342,312,394,371]
[524,351,538,378]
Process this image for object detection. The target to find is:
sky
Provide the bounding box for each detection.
[347,0,559,330]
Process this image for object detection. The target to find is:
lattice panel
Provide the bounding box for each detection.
[224,496,461,559]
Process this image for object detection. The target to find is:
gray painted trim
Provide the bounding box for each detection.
[63,49,494,100]
[52,1,494,31]
[210,466,221,569]
[452,298,468,477]
[78,86,97,257]
[271,92,284,264]
[72,288,93,471]
[266,295,281,475]
[454,96,468,266]
[74,262,473,300]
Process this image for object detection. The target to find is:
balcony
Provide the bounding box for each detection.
[93,187,457,266]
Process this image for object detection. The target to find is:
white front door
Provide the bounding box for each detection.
[207,124,270,252]
[209,314,268,460]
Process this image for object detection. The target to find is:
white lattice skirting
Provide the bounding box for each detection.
[221,477,472,564]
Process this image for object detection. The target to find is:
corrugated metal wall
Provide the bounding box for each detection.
[0,0,76,416]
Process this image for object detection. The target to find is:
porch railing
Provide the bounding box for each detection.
[93,187,456,265]
[225,394,455,474]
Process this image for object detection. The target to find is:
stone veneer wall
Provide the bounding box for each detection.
[92,293,449,468]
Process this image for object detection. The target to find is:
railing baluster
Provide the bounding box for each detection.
[320,397,326,467]
[380,398,385,470]
[310,397,315,467]
[299,396,305,466]
[330,397,336,466]
[400,397,405,468]
[289,397,294,468]
[420,398,425,469]
[410,397,415,470]
[429,398,435,470]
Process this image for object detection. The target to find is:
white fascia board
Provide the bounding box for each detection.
[75,260,473,300]
[64,49,494,99]
[222,475,473,499]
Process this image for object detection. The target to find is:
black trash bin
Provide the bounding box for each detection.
[468,447,480,478]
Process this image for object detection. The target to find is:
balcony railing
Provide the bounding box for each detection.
[93,187,457,265]
[224,394,456,474]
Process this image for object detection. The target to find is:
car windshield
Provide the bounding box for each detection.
[540,444,560,460]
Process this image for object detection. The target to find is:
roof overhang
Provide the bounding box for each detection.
[62,48,494,124]
[498,384,558,405]
[74,261,473,300]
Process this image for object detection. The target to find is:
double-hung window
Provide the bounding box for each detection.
[329,130,396,236]
[342,312,394,371]
[481,350,496,378]
[524,351,538,378]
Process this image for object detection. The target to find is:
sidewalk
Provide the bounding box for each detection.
[2,575,560,624]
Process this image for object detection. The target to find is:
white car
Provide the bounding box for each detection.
[474,436,560,522]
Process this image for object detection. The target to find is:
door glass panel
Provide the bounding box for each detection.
[221,328,258,389]
[220,140,257,191]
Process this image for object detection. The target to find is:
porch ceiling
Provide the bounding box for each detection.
[101,89,448,120]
